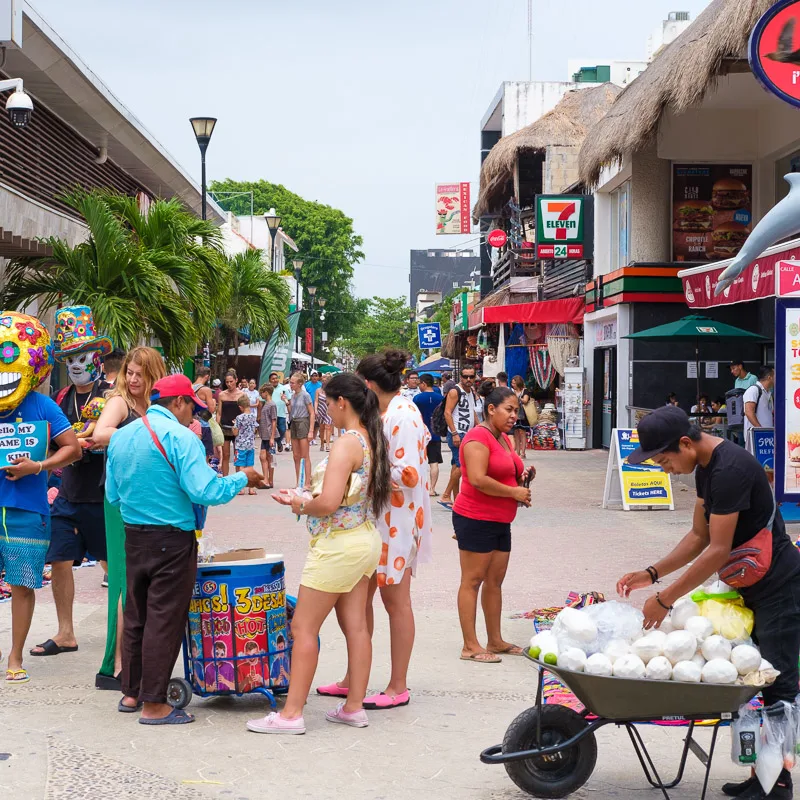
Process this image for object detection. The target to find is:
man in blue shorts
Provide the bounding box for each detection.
[414,374,443,496]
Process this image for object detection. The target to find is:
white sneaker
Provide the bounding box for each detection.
[246,711,306,734]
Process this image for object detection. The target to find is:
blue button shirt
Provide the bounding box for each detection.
[106,405,247,529]
[304,380,322,403]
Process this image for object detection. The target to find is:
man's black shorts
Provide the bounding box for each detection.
[47,496,107,564]
[452,511,511,553]
[426,440,443,464]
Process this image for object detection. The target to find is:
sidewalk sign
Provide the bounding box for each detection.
[749,427,775,477]
[603,428,674,511]
[0,420,49,468]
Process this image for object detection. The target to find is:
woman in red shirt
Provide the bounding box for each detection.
[453,383,535,663]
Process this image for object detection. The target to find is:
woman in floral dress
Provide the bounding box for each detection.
[318,350,432,710]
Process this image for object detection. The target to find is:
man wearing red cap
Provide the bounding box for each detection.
[106,374,262,725]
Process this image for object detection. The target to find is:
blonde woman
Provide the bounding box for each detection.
[93,347,166,691]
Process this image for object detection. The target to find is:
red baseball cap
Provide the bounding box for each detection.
[150,374,207,413]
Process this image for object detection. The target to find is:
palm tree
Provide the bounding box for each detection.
[2,189,229,366]
[217,249,291,375]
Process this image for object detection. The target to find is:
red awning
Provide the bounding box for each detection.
[470,298,584,329]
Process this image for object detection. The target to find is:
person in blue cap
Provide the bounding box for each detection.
[616,405,800,800]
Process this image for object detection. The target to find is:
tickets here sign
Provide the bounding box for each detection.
[0,420,49,468]
[603,428,674,511]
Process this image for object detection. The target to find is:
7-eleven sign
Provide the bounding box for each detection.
[536,195,585,259]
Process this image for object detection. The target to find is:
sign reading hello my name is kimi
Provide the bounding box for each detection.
[0,420,49,468]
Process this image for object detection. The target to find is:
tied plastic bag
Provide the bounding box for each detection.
[731,703,760,766]
[691,593,754,642]
[756,704,789,793]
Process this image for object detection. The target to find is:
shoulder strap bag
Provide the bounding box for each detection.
[718,494,776,588]
[141,414,208,533]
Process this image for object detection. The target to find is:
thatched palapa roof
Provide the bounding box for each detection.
[579,0,772,186]
[473,83,622,220]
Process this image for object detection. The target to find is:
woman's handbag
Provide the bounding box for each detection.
[522,395,539,427]
[718,499,776,588]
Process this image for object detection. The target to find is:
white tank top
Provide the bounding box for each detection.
[453,386,477,435]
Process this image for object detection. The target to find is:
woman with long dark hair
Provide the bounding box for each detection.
[216,371,245,476]
[247,373,390,734]
[453,382,535,662]
[318,350,431,710]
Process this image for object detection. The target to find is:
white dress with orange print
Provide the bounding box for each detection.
[376,393,433,586]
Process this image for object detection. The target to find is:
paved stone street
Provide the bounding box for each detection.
[0,447,770,799]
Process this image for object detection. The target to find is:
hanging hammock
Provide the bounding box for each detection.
[529,345,555,389]
[546,323,580,377]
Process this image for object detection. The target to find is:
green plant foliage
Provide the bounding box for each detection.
[337,297,417,362]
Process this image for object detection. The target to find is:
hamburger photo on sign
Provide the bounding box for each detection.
[672,164,752,262]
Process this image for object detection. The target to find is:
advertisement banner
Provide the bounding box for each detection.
[680,248,800,309]
[305,327,313,354]
[603,428,674,510]
[750,427,775,486]
[672,164,752,263]
[776,300,800,501]
[258,311,300,386]
[435,183,471,234]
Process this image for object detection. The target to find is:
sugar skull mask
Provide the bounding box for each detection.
[0,311,54,412]
[65,350,101,387]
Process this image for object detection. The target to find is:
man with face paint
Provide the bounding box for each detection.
[30,306,113,659]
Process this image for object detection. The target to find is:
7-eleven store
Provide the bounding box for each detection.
[678,241,800,520]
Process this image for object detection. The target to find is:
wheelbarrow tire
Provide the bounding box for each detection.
[503,704,597,798]
[166,678,193,710]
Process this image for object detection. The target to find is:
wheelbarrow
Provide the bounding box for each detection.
[480,653,761,799]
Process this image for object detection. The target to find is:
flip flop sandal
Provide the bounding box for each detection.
[6,668,30,683]
[489,645,525,657]
[460,652,503,664]
[30,639,78,657]
[118,698,143,713]
[139,708,195,725]
[437,501,454,511]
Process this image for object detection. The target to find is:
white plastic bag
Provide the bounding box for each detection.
[731,645,762,677]
[552,607,597,644]
[757,706,787,793]
[671,598,700,630]
[672,660,702,683]
[631,636,662,665]
[730,703,760,766]
[584,602,644,653]
[612,654,646,679]
[702,659,738,685]
[685,615,715,642]
[558,647,587,672]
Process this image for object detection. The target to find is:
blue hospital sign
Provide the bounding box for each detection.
[417,322,442,350]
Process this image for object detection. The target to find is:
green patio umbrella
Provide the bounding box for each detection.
[316,364,341,374]
[624,314,766,401]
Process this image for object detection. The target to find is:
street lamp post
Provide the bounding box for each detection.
[265,208,282,271]
[189,117,217,221]
[318,298,326,361]
[293,259,303,310]
[307,286,317,368]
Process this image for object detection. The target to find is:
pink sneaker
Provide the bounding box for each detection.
[325,702,369,728]
[316,682,349,697]
[246,712,306,735]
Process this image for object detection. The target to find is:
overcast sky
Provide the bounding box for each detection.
[32,0,711,300]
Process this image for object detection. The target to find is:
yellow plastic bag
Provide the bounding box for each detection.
[694,597,754,641]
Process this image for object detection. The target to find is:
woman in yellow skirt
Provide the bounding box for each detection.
[247,372,391,735]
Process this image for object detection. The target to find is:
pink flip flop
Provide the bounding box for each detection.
[363,690,410,709]
[316,682,349,698]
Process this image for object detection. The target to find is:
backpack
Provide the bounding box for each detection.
[431,398,450,438]
[431,386,462,437]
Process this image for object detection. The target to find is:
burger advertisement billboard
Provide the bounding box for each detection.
[672,164,752,262]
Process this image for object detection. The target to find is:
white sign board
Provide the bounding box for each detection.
[687,361,698,379]
[705,361,718,379]
[0,1,21,47]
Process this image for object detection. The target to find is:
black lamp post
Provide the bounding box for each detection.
[189,117,217,220]
[293,259,303,310]
[265,208,281,271]
[308,285,317,368]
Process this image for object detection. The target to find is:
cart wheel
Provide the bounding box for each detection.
[167,678,193,710]
[503,705,597,799]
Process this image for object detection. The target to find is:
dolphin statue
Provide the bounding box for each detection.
[716,173,800,295]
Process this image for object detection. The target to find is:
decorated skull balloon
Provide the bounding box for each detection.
[0,312,54,411]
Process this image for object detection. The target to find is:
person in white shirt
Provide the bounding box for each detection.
[743,366,774,453]
[245,379,261,416]
[401,371,421,401]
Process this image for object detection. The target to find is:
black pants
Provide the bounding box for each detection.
[750,575,800,706]
[122,526,197,704]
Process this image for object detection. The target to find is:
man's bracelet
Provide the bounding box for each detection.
[655,593,673,611]
[645,565,659,584]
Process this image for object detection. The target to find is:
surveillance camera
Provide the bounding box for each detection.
[6,90,32,129]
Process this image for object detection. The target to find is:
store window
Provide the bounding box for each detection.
[610,181,631,271]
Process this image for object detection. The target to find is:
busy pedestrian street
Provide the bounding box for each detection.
[1,447,751,800]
